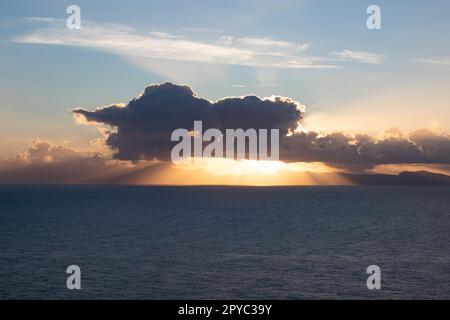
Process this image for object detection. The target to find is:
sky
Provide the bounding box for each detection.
[0,0,449,184]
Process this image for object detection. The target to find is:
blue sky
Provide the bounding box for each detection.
[1,0,450,156]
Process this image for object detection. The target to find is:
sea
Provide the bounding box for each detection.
[0,185,449,299]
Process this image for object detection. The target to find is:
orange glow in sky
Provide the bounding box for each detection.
[126,158,352,186]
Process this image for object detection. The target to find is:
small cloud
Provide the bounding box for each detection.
[237,37,309,52]
[383,127,404,139]
[217,35,234,46]
[24,17,58,23]
[412,57,450,66]
[149,31,183,39]
[332,49,385,65]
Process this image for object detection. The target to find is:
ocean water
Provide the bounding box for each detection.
[0,185,449,299]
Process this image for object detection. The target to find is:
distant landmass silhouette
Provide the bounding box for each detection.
[343,171,450,186]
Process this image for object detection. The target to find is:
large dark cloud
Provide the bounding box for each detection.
[73,82,302,161]
[73,82,450,170]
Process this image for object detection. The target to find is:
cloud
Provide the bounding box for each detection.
[412,57,450,66]
[149,31,183,39]
[0,140,139,183]
[13,18,336,69]
[236,37,309,52]
[73,82,303,161]
[280,129,450,170]
[332,49,385,65]
[24,17,58,23]
[17,139,85,164]
[72,83,450,171]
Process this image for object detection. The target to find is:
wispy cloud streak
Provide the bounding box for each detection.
[13,18,337,69]
[412,57,450,66]
[332,49,385,65]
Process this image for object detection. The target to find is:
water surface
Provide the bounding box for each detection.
[0,185,449,299]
